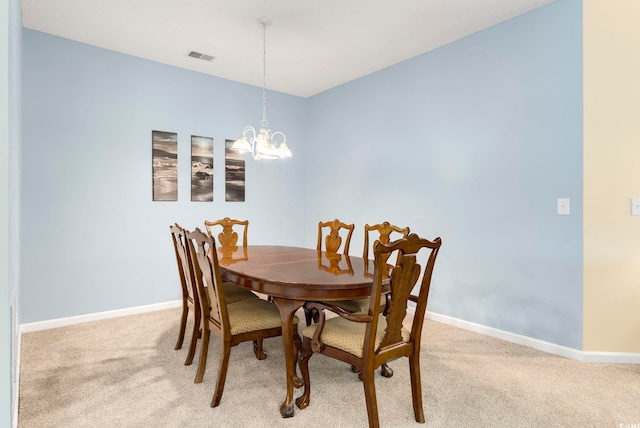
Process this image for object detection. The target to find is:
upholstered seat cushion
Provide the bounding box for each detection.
[332,298,370,313]
[301,314,410,358]
[227,298,298,335]
[223,281,259,304]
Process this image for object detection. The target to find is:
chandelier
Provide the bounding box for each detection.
[232,18,292,160]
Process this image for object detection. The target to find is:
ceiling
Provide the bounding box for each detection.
[21,0,554,98]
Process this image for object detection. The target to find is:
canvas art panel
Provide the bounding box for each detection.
[225,139,245,202]
[191,135,214,201]
[152,130,178,201]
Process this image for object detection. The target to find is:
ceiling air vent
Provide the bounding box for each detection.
[187,51,214,61]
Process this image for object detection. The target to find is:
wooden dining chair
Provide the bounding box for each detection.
[171,222,259,370]
[333,221,411,315]
[297,233,442,428]
[363,222,410,268]
[203,217,258,302]
[316,218,354,255]
[170,223,201,366]
[304,219,356,326]
[345,221,411,378]
[204,217,248,255]
[186,228,301,407]
[312,221,410,378]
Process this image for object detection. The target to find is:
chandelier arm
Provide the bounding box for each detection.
[242,126,256,138]
[270,131,286,144]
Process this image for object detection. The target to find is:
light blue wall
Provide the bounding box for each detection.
[305,0,583,348]
[21,30,307,323]
[21,0,583,350]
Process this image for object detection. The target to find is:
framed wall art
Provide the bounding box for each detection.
[152,130,178,201]
[225,139,245,202]
[191,135,214,201]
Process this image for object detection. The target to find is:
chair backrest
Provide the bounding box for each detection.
[317,219,355,255]
[204,217,248,254]
[363,222,410,278]
[363,222,410,261]
[170,223,198,305]
[365,233,441,358]
[204,217,249,264]
[186,228,230,337]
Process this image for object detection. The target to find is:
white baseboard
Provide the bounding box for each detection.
[425,311,640,364]
[17,301,640,364]
[581,351,640,364]
[20,300,182,333]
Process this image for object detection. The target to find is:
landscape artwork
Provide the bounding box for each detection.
[225,139,245,202]
[152,130,178,201]
[191,135,214,201]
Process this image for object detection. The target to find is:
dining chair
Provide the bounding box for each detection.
[186,227,301,407]
[305,219,356,326]
[172,221,260,378]
[297,233,442,428]
[204,217,248,252]
[316,218,354,255]
[333,221,411,316]
[347,221,411,378]
[203,217,259,302]
[313,220,411,378]
[170,223,201,366]
[363,222,410,268]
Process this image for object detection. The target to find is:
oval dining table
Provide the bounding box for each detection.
[217,245,378,418]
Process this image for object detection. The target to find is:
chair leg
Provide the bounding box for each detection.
[361,368,381,428]
[304,307,314,326]
[253,339,267,360]
[380,363,393,378]
[409,355,425,423]
[293,330,304,388]
[295,345,313,409]
[185,310,201,365]
[211,342,232,408]
[194,327,209,384]
[174,303,188,350]
[352,363,391,379]
[303,307,321,326]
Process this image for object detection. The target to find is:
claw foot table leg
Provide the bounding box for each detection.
[272,297,304,418]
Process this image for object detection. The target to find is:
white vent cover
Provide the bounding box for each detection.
[187,51,214,61]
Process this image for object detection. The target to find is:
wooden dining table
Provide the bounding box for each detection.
[217,245,378,418]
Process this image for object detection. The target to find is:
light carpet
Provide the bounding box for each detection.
[18,308,640,427]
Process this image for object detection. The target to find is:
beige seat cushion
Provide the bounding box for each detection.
[223,281,259,304]
[227,298,298,336]
[301,314,410,358]
[332,298,370,313]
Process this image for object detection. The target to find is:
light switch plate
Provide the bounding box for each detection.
[632,198,640,216]
[557,198,570,215]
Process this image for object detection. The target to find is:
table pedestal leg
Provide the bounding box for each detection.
[272,297,304,418]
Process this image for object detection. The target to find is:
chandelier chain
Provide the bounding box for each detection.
[230,17,291,160]
[261,20,268,128]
